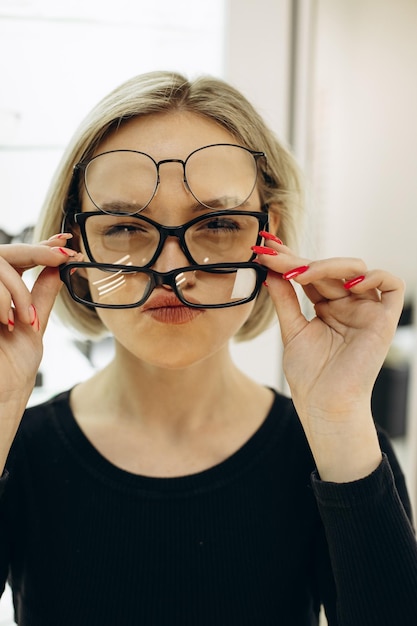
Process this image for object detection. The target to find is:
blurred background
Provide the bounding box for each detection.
[1,0,416,622]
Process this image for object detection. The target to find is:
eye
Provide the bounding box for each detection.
[200,218,241,233]
[101,222,151,238]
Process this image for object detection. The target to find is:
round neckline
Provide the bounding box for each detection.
[51,388,286,497]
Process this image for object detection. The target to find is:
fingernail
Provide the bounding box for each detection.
[259,231,283,245]
[251,245,278,256]
[263,280,269,287]
[8,309,15,332]
[283,265,309,280]
[29,304,39,332]
[70,267,78,276]
[52,247,77,257]
[344,275,365,290]
[48,233,73,241]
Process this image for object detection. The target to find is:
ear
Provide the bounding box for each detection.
[266,205,281,236]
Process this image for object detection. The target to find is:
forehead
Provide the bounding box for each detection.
[95,111,239,160]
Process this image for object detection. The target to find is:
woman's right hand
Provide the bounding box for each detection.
[0,234,79,470]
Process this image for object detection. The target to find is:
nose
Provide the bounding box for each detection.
[151,236,190,274]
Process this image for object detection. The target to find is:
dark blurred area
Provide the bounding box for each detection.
[372,303,413,438]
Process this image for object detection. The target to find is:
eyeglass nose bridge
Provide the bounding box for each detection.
[147,267,195,300]
[154,157,189,192]
[153,223,194,265]
[150,266,190,287]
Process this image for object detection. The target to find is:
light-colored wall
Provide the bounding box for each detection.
[310,0,417,296]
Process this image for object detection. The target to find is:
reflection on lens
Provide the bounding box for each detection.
[87,267,150,306]
[230,267,257,299]
[92,270,127,299]
[62,262,265,309]
[177,267,258,306]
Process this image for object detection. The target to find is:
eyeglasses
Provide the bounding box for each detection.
[59,261,267,309]
[73,144,266,216]
[72,209,268,267]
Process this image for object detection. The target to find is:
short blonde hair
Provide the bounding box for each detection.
[36,71,303,341]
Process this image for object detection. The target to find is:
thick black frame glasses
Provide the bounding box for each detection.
[59,261,267,310]
[73,143,266,216]
[72,209,269,268]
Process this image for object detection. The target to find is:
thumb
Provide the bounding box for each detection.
[266,270,308,345]
[30,266,63,333]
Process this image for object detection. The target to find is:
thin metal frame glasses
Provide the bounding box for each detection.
[73,143,266,216]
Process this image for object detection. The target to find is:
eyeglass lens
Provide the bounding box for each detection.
[62,263,264,309]
[79,211,267,267]
[82,144,260,215]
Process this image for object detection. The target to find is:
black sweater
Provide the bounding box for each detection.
[1,389,417,625]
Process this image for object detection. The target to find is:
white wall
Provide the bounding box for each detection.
[0,0,225,232]
[309,0,417,294]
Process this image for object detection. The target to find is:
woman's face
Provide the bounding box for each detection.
[79,111,272,369]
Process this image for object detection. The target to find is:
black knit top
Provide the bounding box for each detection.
[1,389,417,625]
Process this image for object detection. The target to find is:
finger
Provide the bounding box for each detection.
[38,232,73,246]
[256,251,370,303]
[266,270,309,345]
[0,257,33,325]
[30,266,63,335]
[0,242,78,272]
[344,269,405,319]
[0,281,13,327]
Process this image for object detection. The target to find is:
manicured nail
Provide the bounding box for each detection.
[263,280,269,287]
[259,231,283,245]
[8,309,15,332]
[70,267,78,275]
[52,246,77,257]
[251,245,278,256]
[29,304,39,332]
[283,265,309,280]
[344,275,365,290]
[48,233,73,241]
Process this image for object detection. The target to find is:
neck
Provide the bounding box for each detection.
[74,340,263,434]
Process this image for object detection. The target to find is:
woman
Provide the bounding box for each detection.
[0,71,416,625]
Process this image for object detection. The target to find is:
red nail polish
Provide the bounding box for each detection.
[251,245,278,256]
[48,233,73,241]
[29,304,39,332]
[29,304,36,325]
[259,231,283,245]
[283,265,309,280]
[344,275,365,290]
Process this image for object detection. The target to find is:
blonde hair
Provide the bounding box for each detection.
[36,70,303,341]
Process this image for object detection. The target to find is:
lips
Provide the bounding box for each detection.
[142,293,203,324]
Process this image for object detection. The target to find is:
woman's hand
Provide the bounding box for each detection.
[0,235,79,470]
[253,236,405,482]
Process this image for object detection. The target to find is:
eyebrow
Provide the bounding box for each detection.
[99,196,251,216]
[188,196,251,212]
[99,201,144,214]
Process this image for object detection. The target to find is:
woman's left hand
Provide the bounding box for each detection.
[253,239,405,482]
